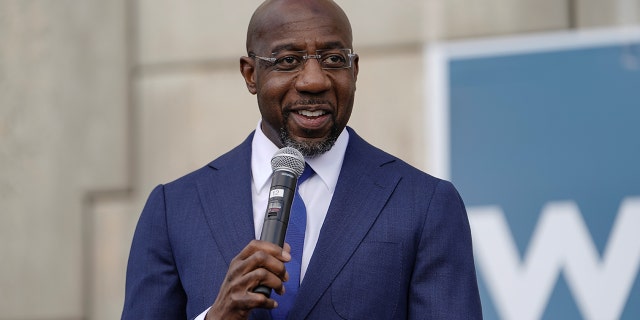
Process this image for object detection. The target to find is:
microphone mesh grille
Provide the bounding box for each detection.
[271,147,305,178]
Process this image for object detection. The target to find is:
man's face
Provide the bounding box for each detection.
[241,1,359,157]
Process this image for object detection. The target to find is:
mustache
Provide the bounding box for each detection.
[285,99,333,109]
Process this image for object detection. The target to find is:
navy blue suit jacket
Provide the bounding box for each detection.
[122,128,482,319]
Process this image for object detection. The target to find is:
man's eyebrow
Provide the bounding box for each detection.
[318,41,348,50]
[269,44,302,54]
[269,41,349,54]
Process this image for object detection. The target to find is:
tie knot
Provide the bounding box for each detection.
[298,164,314,185]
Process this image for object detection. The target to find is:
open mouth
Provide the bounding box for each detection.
[297,110,327,117]
[288,108,332,133]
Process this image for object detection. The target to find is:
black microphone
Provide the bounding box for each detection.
[253,147,305,297]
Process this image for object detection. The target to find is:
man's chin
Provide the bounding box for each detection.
[280,131,338,158]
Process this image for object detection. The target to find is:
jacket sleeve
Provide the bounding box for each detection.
[122,184,188,319]
[409,179,483,319]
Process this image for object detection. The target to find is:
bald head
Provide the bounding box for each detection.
[239,0,359,156]
[246,0,353,54]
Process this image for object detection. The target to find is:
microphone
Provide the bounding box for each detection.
[253,147,305,297]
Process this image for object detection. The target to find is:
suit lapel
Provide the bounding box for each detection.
[194,129,400,319]
[290,130,400,318]
[197,133,256,266]
[198,143,273,320]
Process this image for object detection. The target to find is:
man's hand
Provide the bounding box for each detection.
[205,240,291,320]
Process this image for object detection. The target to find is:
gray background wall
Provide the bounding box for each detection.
[1,0,638,319]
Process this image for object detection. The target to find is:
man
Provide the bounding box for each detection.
[122,0,482,319]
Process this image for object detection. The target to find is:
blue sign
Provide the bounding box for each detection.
[427,28,640,319]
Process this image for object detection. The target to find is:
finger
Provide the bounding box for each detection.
[222,283,278,311]
[281,242,291,262]
[228,243,281,278]
[225,240,291,297]
[226,249,289,291]
[233,240,284,261]
[231,240,292,277]
[216,267,280,311]
[243,249,289,281]
[247,267,288,296]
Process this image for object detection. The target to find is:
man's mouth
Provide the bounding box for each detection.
[297,110,327,117]
[287,107,332,135]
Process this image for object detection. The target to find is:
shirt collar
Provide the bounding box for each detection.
[251,121,349,194]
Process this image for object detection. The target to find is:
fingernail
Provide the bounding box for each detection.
[282,250,291,260]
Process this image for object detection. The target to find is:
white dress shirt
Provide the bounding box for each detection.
[251,122,348,281]
[195,123,348,319]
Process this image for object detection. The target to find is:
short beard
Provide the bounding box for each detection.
[280,113,340,158]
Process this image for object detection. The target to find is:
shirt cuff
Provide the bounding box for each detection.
[193,307,211,320]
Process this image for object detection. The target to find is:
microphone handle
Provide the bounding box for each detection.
[253,169,298,298]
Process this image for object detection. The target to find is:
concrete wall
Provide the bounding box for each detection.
[1,0,638,318]
[0,1,129,319]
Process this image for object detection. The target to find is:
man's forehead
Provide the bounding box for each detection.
[254,5,345,33]
[267,40,349,52]
[256,0,339,17]
[247,0,352,52]
[253,33,351,56]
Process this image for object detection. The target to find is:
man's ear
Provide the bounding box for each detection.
[352,54,359,81]
[240,56,257,94]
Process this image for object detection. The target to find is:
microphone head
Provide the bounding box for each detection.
[271,147,305,178]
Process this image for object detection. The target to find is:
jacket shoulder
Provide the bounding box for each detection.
[161,132,254,190]
[346,127,443,184]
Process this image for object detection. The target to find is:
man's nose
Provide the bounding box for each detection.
[294,59,331,93]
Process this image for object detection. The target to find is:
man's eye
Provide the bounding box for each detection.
[274,56,302,70]
[322,54,347,67]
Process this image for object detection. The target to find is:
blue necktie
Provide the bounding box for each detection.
[271,164,314,320]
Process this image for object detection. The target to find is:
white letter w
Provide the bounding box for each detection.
[469,197,640,320]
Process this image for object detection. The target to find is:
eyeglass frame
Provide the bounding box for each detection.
[249,48,357,72]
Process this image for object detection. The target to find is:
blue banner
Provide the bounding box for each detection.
[428,29,640,320]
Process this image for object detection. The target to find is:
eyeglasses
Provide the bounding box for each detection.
[250,49,356,72]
